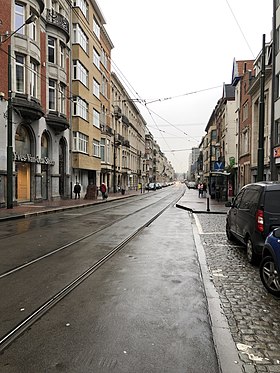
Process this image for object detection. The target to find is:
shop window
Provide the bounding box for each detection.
[15,125,31,154]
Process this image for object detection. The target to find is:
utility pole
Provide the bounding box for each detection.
[270,0,277,180]
[6,43,13,208]
[257,34,266,182]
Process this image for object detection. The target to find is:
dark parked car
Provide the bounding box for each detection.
[260,227,280,297]
[225,182,280,264]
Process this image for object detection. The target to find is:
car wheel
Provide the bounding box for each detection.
[246,237,257,264]
[260,256,280,297]
[226,222,235,241]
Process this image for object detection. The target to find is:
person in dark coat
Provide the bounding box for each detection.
[74,182,81,199]
[100,182,107,200]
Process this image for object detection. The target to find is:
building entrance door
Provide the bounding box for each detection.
[16,163,31,202]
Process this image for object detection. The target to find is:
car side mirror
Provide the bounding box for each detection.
[273,227,280,239]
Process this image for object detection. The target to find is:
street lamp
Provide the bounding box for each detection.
[0,13,37,208]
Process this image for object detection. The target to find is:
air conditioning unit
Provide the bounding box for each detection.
[113,105,122,118]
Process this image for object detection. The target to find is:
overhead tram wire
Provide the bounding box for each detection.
[225,0,254,57]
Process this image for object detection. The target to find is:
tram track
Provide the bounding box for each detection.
[0,191,177,279]
[0,191,183,352]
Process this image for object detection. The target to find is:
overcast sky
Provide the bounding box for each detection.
[97,0,273,174]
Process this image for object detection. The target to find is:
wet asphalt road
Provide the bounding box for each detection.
[0,189,221,373]
[194,213,280,373]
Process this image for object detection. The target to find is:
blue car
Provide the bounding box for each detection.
[260,227,280,297]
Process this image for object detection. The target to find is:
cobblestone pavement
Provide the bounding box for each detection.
[194,213,280,373]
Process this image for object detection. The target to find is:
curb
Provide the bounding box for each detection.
[0,193,139,222]
[176,203,228,215]
[191,215,243,373]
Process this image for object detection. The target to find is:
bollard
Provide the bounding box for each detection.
[206,197,210,212]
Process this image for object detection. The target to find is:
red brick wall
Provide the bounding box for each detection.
[0,0,11,98]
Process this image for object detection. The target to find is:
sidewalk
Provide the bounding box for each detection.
[0,189,142,222]
[176,188,230,214]
[0,187,230,222]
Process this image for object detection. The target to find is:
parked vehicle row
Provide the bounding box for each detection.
[145,182,169,190]
[225,181,280,296]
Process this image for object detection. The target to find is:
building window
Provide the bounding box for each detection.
[100,138,105,161]
[49,79,56,110]
[93,48,100,69]
[276,74,280,99]
[73,60,88,87]
[93,139,100,157]
[15,54,25,93]
[211,130,216,140]
[73,96,88,120]
[101,49,107,69]
[276,120,280,145]
[242,102,249,121]
[15,3,25,35]
[93,109,100,128]
[73,24,88,53]
[73,131,88,153]
[59,83,66,114]
[93,18,100,39]
[101,75,108,97]
[30,60,38,97]
[48,37,56,63]
[29,10,37,40]
[73,0,88,19]
[60,43,65,68]
[93,79,100,98]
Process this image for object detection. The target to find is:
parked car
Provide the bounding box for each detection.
[146,182,156,190]
[225,182,280,264]
[156,183,162,189]
[260,227,280,297]
[187,181,196,189]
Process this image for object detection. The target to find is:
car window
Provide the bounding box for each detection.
[239,188,261,211]
[232,190,244,208]
[264,191,280,213]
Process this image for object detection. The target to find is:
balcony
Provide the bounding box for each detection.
[46,9,70,42]
[45,112,70,133]
[123,139,130,148]
[13,94,44,121]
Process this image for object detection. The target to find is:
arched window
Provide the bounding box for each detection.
[15,125,31,154]
[41,132,49,158]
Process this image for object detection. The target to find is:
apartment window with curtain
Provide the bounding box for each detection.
[100,138,105,161]
[101,75,108,97]
[59,83,66,114]
[73,60,88,87]
[73,96,88,120]
[15,3,25,35]
[93,18,100,39]
[73,131,88,153]
[73,24,88,53]
[93,79,100,98]
[60,43,65,68]
[49,79,56,110]
[30,60,38,98]
[29,10,37,40]
[101,49,107,69]
[15,54,25,93]
[48,37,56,63]
[93,140,100,157]
[93,48,100,69]
[73,0,88,19]
[93,109,100,128]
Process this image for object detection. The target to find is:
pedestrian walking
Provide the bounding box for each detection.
[73,182,81,199]
[100,182,107,200]
[198,183,203,198]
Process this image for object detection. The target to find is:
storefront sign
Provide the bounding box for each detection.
[13,152,55,165]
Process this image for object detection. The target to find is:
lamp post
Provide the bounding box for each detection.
[0,14,36,208]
